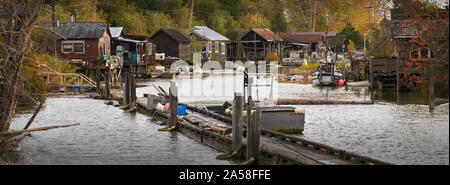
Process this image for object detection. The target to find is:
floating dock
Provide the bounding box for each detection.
[134,96,391,165]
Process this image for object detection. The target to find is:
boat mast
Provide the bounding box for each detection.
[325,11,329,66]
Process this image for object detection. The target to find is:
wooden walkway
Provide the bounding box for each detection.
[136,97,391,165]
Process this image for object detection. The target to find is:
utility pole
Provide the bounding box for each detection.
[52,0,56,57]
[52,0,55,27]
[365,4,373,57]
[325,11,329,65]
[312,0,317,32]
[256,0,259,28]
[256,12,259,28]
[92,0,97,22]
[344,0,352,24]
[74,9,77,22]
[188,0,194,29]
[365,4,374,30]
[363,33,366,57]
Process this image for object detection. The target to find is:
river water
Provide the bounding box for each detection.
[137,74,449,165]
[4,74,449,165]
[6,97,230,165]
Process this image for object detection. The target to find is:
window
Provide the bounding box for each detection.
[410,47,431,60]
[207,42,212,53]
[420,47,430,59]
[215,42,219,53]
[221,43,226,55]
[63,43,73,53]
[74,43,84,52]
[147,43,152,55]
[103,43,107,55]
[62,41,84,53]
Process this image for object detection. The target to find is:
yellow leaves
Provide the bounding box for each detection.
[248,15,270,28]
[266,53,280,63]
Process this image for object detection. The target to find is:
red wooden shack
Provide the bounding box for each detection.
[56,22,111,68]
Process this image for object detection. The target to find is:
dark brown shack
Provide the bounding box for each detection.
[56,22,111,68]
[150,28,191,62]
[233,28,283,62]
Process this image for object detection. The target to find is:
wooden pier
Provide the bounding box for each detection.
[131,94,391,165]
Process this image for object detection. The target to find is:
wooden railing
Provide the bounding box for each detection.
[39,72,96,87]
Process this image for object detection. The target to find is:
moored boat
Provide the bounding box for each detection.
[312,60,343,86]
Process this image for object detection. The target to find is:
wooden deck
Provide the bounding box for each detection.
[135,97,391,165]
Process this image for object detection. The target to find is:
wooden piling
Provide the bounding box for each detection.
[95,67,101,95]
[370,59,374,90]
[232,93,243,155]
[247,104,260,165]
[123,71,129,106]
[395,40,400,92]
[169,81,178,128]
[130,69,136,108]
[105,69,111,99]
[429,64,435,111]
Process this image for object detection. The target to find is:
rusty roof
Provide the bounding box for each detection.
[250,28,282,41]
[281,33,323,43]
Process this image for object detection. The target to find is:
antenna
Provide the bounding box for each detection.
[325,10,329,65]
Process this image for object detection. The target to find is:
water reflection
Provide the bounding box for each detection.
[6,98,230,165]
[137,78,448,165]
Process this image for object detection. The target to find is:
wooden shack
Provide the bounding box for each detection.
[281,32,337,62]
[386,7,447,90]
[56,22,111,68]
[188,26,229,62]
[150,28,191,62]
[235,28,283,61]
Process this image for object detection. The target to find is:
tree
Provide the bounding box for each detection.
[0,0,43,132]
[337,23,363,50]
[368,17,396,58]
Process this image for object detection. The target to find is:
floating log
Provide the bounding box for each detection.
[277,99,374,105]
[0,123,80,137]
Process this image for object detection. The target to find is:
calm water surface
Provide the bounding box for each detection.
[7,97,230,165]
[4,73,449,165]
[138,75,449,165]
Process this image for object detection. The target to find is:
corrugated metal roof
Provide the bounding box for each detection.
[109,27,123,38]
[58,22,108,39]
[189,26,229,41]
[151,28,191,43]
[116,37,146,43]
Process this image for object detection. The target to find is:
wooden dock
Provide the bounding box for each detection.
[134,96,391,165]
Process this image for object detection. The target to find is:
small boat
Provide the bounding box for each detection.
[346,80,370,87]
[221,105,305,134]
[312,60,343,86]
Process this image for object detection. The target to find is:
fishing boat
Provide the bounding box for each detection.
[312,56,343,86]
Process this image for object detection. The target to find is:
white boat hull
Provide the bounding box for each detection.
[346,80,370,87]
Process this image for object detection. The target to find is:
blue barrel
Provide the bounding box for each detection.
[72,87,80,93]
[79,88,86,93]
[177,105,187,116]
[130,54,137,64]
